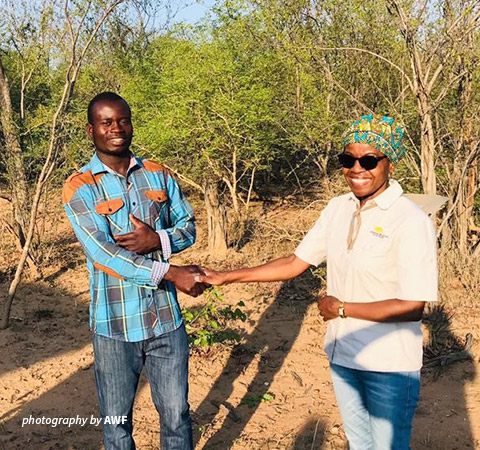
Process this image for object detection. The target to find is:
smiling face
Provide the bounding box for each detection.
[342,143,393,204]
[87,99,133,157]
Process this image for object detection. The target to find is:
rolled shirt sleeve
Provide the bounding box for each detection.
[151,260,170,285]
[156,229,172,260]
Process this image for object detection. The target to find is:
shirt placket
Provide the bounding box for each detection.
[330,201,376,363]
[127,171,160,329]
[126,174,140,223]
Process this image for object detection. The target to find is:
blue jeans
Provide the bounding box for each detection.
[330,362,420,450]
[92,324,192,450]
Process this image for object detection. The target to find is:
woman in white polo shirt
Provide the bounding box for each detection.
[195,114,438,450]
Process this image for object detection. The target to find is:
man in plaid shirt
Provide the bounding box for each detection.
[63,92,206,449]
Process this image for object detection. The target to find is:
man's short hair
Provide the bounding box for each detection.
[87,92,129,124]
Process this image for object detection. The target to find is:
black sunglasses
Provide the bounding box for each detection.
[338,153,387,170]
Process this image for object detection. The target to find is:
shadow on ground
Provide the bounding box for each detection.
[192,270,322,448]
[192,286,476,450]
[412,304,476,449]
[0,280,101,449]
[0,276,476,449]
[292,417,328,449]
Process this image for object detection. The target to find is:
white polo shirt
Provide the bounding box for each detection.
[295,180,438,372]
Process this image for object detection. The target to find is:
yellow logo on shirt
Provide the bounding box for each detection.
[370,226,388,239]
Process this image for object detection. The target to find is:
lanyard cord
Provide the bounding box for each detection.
[347,202,377,250]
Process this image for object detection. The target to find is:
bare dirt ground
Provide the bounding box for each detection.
[0,195,479,450]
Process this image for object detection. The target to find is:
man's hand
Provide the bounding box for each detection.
[194,267,229,286]
[317,295,341,321]
[165,265,210,297]
[114,214,161,255]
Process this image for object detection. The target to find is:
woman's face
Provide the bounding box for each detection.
[342,143,393,203]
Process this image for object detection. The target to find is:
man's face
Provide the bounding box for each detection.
[87,99,133,156]
[342,143,393,202]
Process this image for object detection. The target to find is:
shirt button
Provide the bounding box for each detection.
[132,202,136,206]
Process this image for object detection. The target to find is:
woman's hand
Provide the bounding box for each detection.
[193,255,310,286]
[317,295,341,321]
[194,267,229,286]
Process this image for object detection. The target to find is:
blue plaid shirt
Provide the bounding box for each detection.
[63,152,196,342]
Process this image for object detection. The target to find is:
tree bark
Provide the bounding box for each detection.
[450,31,477,254]
[0,56,29,246]
[204,181,228,254]
[0,54,40,277]
[418,105,437,194]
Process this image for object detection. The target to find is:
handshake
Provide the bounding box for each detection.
[111,216,227,297]
[112,215,224,296]
[164,264,223,297]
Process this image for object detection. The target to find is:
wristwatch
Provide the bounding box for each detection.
[338,301,346,318]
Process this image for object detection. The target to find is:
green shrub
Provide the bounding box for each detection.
[182,287,247,348]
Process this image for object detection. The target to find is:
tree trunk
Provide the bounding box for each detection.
[419,108,437,195]
[0,54,40,278]
[0,56,29,245]
[453,42,476,254]
[466,165,477,223]
[204,182,228,253]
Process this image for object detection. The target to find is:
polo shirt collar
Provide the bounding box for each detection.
[348,179,403,210]
[89,152,142,175]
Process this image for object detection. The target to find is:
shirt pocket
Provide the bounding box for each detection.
[95,198,125,232]
[354,234,393,272]
[145,190,168,226]
[359,235,392,255]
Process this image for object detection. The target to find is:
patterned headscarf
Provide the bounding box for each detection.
[342,114,406,163]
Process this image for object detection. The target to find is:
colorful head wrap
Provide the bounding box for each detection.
[342,114,406,163]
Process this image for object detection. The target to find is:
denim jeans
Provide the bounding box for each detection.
[92,324,192,450]
[330,362,420,450]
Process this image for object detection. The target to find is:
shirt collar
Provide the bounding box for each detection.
[348,179,403,210]
[89,152,143,176]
